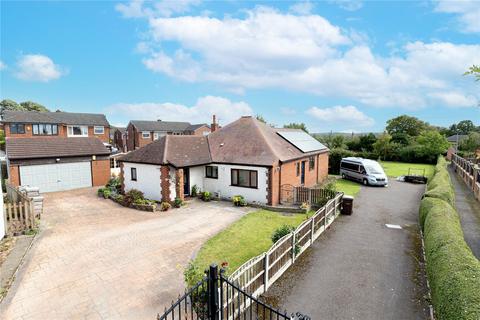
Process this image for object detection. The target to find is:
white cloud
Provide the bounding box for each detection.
[123,5,480,109]
[434,0,480,33]
[0,60,6,70]
[106,95,253,125]
[306,105,374,128]
[428,91,478,107]
[329,0,363,11]
[15,54,65,82]
[289,1,314,15]
[116,0,201,18]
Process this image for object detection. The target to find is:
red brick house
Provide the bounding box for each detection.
[113,127,127,153]
[119,116,329,206]
[125,120,211,151]
[2,110,111,192]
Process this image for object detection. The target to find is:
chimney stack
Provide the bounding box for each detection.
[211,115,218,132]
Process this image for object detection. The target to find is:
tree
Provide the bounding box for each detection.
[464,65,480,81]
[454,120,476,135]
[283,122,308,133]
[416,130,449,163]
[386,115,428,137]
[459,132,480,153]
[19,101,49,112]
[358,133,377,152]
[373,133,392,160]
[255,114,267,124]
[0,99,49,113]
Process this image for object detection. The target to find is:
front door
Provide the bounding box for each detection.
[301,161,306,185]
[183,168,190,195]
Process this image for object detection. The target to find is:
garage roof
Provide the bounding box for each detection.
[6,137,111,160]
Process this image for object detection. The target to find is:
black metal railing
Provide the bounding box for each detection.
[158,265,310,320]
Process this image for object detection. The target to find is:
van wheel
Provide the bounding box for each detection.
[363,179,368,186]
[341,173,346,179]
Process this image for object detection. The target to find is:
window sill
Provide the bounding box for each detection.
[205,176,218,179]
[230,185,258,189]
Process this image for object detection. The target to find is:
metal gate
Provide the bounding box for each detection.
[157,265,310,320]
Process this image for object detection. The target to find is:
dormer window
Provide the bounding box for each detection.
[10,123,25,134]
[67,125,88,137]
[33,124,58,135]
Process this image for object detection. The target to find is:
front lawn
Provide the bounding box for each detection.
[333,177,361,197]
[193,210,308,273]
[380,161,435,180]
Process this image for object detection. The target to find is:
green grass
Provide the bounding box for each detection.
[194,209,309,273]
[333,177,361,197]
[380,161,435,180]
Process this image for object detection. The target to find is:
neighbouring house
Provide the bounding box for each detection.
[446,134,468,160]
[113,127,127,152]
[125,119,213,151]
[119,116,329,206]
[2,110,111,192]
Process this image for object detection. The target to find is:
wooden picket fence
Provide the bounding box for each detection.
[4,200,36,236]
[451,153,480,202]
[227,192,344,298]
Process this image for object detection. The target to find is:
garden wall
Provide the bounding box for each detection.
[420,156,480,320]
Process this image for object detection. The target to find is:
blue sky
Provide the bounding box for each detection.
[1,0,479,132]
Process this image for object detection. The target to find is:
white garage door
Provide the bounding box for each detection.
[20,162,92,193]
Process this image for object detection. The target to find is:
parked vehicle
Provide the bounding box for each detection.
[340,157,388,186]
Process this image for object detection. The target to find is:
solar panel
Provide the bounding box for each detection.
[277,131,327,153]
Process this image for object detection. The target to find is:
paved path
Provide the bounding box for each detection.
[449,166,480,258]
[0,188,248,320]
[263,180,430,320]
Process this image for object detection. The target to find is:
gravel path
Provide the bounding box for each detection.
[448,166,480,259]
[263,180,430,320]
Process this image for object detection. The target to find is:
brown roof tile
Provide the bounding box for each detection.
[6,137,110,160]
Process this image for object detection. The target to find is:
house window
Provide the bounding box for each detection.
[153,132,166,140]
[94,126,104,135]
[10,123,25,134]
[231,169,258,188]
[309,156,315,171]
[67,125,88,137]
[206,166,218,179]
[296,163,300,176]
[131,167,137,181]
[142,131,151,139]
[32,124,58,135]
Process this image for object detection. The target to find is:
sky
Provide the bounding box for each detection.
[0,0,479,132]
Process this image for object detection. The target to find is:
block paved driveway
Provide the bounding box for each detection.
[0,188,248,320]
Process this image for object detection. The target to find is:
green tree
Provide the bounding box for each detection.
[373,132,393,160]
[464,65,480,81]
[386,115,428,137]
[0,99,49,113]
[416,130,449,162]
[283,122,308,133]
[255,114,266,124]
[358,133,377,151]
[0,99,21,111]
[459,132,480,153]
[454,120,476,135]
[19,101,49,112]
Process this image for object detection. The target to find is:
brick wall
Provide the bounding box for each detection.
[160,165,170,202]
[175,168,184,201]
[8,165,20,186]
[88,126,110,143]
[268,165,281,206]
[92,159,110,186]
[4,123,109,142]
[193,126,211,136]
[317,153,329,184]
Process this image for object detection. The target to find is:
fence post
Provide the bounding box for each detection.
[310,217,315,244]
[208,264,219,320]
[264,253,269,291]
[292,232,296,263]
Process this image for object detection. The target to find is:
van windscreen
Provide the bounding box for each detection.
[365,162,384,174]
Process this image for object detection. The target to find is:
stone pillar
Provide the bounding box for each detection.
[160,165,171,202]
[175,168,184,201]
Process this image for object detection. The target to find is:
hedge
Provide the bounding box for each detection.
[420,157,480,320]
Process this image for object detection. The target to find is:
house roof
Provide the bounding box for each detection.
[120,116,328,167]
[447,134,468,143]
[130,120,191,132]
[119,135,211,167]
[2,110,109,126]
[114,127,126,133]
[186,123,209,131]
[6,137,111,160]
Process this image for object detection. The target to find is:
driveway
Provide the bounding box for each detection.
[0,188,248,320]
[263,180,430,320]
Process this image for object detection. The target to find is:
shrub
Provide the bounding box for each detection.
[232,195,244,206]
[191,184,198,197]
[123,189,144,206]
[174,197,183,208]
[97,187,106,197]
[202,191,211,202]
[184,260,202,288]
[419,156,480,320]
[238,198,247,207]
[113,194,124,203]
[271,224,295,243]
[160,202,171,211]
[328,148,356,174]
[107,177,122,192]
[102,189,112,199]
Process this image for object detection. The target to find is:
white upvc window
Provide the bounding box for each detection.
[94,126,104,135]
[142,131,151,139]
[67,125,88,137]
[153,132,166,140]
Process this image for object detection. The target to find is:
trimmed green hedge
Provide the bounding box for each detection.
[420,157,480,320]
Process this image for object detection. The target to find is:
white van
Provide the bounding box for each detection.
[340,157,388,186]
